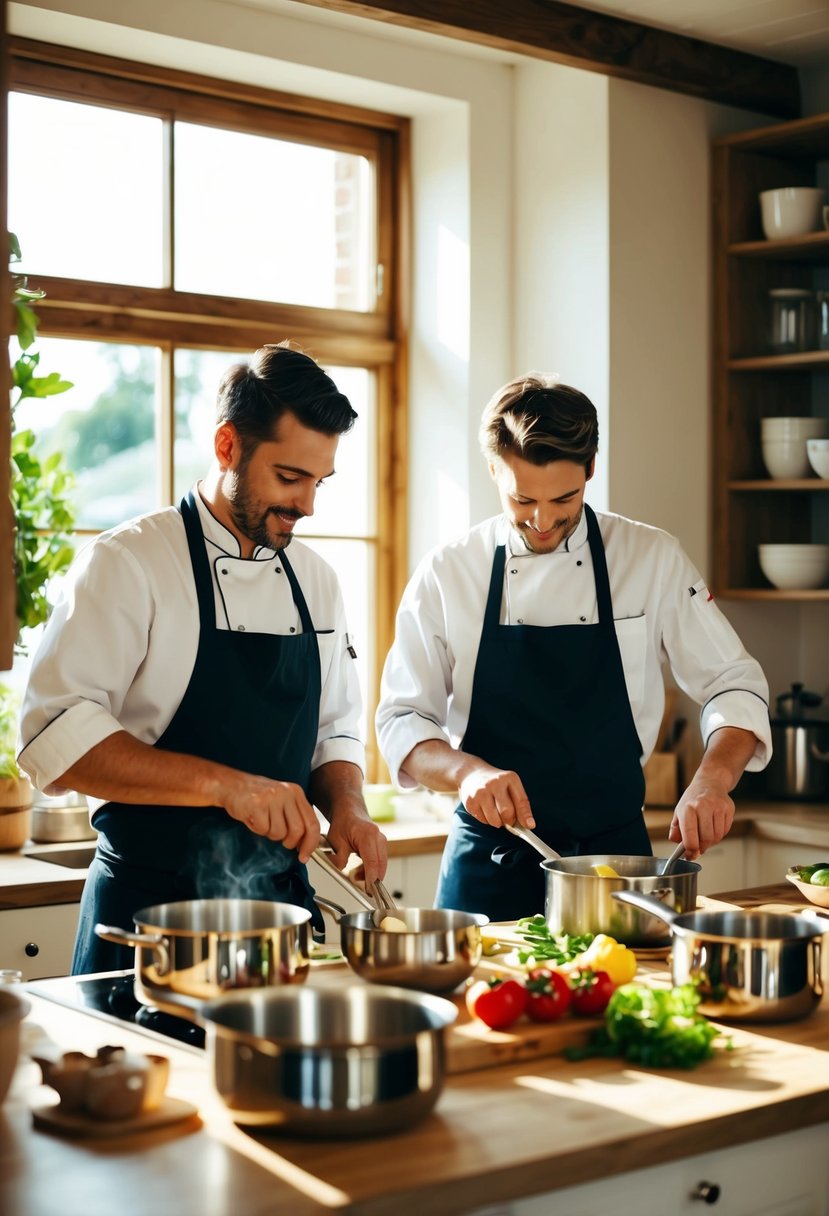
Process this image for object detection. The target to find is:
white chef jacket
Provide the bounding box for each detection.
[376,509,771,789]
[18,487,364,810]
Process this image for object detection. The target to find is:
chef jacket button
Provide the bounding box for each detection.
[517,618,524,624]
[237,624,246,631]
[576,560,582,567]
[510,568,518,575]
[579,615,586,622]
[290,627,296,633]
[221,568,228,575]
[275,567,282,574]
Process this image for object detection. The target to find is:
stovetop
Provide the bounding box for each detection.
[26,971,206,1051]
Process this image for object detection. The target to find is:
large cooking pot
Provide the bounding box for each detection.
[95,899,311,1015]
[767,682,829,801]
[317,895,487,994]
[613,889,829,1022]
[198,984,458,1136]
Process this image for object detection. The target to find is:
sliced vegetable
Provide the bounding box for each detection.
[561,933,637,986]
[565,981,722,1069]
[590,863,621,878]
[525,967,572,1022]
[568,968,615,1016]
[465,976,528,1030]
[513,915,594,966]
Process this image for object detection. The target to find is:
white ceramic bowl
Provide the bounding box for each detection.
[786,869,829,908]
[761,439,811,479]
[807,439,829,479]
[760,186,824,239]
[758,544,829,590]
[761,417,829,439]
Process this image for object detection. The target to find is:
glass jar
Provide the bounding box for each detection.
[769,288,814,353]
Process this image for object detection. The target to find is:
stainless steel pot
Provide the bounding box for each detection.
[95,899,312,1015]
[198,984,458,1135]
[613,889,829,1022]
[542,854,699,947]
[31,801,96,843]
[317,896,487,994]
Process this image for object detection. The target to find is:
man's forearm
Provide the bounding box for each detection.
[694,726,759,791]
[401,739,482,793]
[309,760,367,825]
[59,730,235,807]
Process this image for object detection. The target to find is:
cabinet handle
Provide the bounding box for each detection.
[392,890,404,902]
[690,1181,721,1205]
[24,942,40,958]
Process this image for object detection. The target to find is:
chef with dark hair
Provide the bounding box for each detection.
[376,374,770,922]
[19,342,387,972]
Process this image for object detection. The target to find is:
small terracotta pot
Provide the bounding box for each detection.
[0,776,34,852]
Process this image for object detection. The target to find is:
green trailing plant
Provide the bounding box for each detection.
[9,233,76,645]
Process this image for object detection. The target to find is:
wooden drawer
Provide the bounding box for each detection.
[0,903,80,979]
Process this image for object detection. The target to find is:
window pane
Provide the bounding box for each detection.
[174,123,375,310]
[173,348,242,502]
[8,93,165,287]
[13,338,160,530]
[307,538,373,742]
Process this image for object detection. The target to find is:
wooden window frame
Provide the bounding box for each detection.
[7,36,410,778]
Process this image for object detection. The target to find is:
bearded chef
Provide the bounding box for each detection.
[19,343,387,973]
[376,375,771,923]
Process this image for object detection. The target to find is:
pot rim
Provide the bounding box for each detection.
[134,898,312,936]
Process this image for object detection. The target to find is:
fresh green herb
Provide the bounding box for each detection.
[514,914,594,965]
[565,981,723,1070]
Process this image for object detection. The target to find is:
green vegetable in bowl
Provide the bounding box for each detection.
[791,863,829,883]
[810,868,829,887]
[565,981,724,1070]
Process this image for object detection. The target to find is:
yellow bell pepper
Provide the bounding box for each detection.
[574,933,638,985]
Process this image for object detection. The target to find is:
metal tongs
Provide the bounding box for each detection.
[311,843,402,926]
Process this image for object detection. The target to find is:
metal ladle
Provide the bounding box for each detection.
[504,821,562,861]
[660,839,686,876]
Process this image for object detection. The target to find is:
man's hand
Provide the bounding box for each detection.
[326,815,388,888]
[222,776,321,862]
[459,762,535,830]
[668,725,758,859]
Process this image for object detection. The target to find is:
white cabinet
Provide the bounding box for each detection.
[746,838,829,889]
[471,1123,829,1216]
[0,903,79,979]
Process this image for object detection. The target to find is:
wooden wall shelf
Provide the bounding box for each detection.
[712,113,829,601]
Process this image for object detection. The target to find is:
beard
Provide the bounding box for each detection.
[227,468,303,552]
[515,505,583,554]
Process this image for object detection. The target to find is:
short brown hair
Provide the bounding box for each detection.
[479,374,598,469]
[216,341,357,454]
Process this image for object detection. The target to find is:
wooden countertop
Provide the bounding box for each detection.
[3,798,829,911]
[3,885,829,1216]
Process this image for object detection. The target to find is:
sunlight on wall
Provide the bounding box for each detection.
[436,224,470,361]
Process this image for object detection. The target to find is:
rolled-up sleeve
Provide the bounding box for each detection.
[658,542,771,770]
[18,538,155,793]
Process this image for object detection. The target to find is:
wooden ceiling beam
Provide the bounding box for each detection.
[294,0,800,119]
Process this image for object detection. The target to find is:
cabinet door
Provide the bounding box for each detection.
[649,834,745,896]
[0,903,80,979]
[746,838,829,889]
[479,1122,829,1216]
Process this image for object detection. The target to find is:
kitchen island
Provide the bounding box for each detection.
[3,883,829,1216]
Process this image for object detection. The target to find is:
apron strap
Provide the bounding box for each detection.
[584,503,614,629]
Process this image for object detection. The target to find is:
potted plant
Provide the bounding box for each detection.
[2,235,77,848]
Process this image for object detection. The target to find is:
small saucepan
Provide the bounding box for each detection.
[508,824,699,947]
[198,983,458,1136]
[95,899,312,1015]
[613,889,829,1022]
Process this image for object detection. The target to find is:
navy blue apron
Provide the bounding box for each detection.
[72,490,324,974]
[434,504,649,923]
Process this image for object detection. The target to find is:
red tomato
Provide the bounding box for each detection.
[569,968,616,1016]
[525,967,572,1022]
[465,977,528,1029]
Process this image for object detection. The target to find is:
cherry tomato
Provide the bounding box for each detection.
[465,976,528,1029]
[569,968,616,1016]
[525,966,572,1022]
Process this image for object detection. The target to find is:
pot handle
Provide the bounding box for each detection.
[610,889,680,927]
[313,895,346,923]
[309,846,378,911]
[94,923,170,974]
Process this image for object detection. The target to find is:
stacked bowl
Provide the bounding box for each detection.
[807,439,829,479]
[761,417,829,479]
[758,544,829,590]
